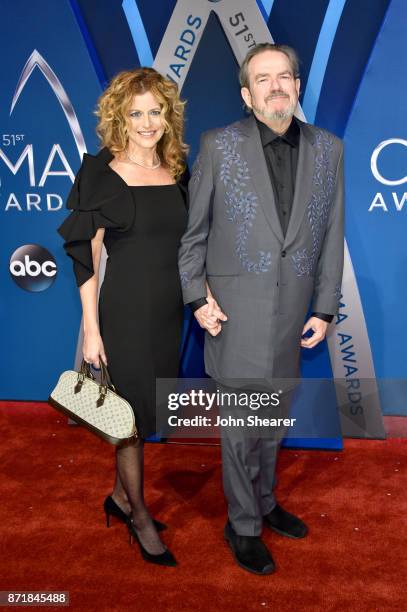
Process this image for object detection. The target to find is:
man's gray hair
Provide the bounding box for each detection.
[239,43,300,89]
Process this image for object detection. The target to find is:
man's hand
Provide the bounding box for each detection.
[194,295,228,337]
[300,316,329,349]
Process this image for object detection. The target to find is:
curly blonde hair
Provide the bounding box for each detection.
[95,67,188,179]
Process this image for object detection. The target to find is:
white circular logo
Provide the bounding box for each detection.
[9,244,57,291]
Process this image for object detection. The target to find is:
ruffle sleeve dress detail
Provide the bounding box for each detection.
[57,152,135,287]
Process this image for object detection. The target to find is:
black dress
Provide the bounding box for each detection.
[57,147,188,438]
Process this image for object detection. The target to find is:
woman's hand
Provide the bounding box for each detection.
[83,329,107,368]
[195,281,227,336]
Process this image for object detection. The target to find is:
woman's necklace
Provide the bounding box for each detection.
[125,149,161,169]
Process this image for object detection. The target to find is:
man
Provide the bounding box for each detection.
[178,43,344,575]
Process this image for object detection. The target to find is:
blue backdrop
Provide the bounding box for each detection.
[1,0,405,446]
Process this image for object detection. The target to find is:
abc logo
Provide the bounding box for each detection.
[9,244,57,292]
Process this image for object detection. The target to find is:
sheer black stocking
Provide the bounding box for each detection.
[114,438,165,555]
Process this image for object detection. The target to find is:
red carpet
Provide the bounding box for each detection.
[0,401,405,611]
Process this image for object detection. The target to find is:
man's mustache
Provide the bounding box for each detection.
[265,91,289,101]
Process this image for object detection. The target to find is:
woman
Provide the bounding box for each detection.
[57,67,189,567]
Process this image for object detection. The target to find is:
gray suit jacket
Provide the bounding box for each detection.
[178,115,344,387]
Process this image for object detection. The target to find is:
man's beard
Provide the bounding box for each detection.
[253,97,297,121]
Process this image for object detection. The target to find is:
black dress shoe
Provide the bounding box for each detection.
[127,518,177,567]
[263,504,308,539]
[103,496,167,532]
[224,521,275,575]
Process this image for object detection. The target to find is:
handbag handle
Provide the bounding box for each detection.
[75,358,117,407]
[97,359,117,407]
[80,359,96,380]
[74,359,95,393]
[99,359,117,392]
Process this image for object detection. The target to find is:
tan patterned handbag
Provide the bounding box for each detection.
[48,359,138,445]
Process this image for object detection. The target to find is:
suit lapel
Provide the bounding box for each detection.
[283,123,316,249]
[239,116,284,244]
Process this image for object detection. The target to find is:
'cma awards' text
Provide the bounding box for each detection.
[1,142,74,212]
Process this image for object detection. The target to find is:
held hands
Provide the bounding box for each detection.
[83,329,108,368]
[301,316,329,349]
[194,288,228,337]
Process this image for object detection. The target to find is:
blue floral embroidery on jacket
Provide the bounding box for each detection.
[292,129,336,277]
[216,127,272,274]
[334,283,342,301]
[191,154,202,185]
[180,270,189,289]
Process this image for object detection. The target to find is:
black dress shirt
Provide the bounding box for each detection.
[256,115,300,237]
[188,116,333,324]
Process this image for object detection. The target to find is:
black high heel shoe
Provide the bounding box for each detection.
[127,517,177,567]
[103,496,167,532]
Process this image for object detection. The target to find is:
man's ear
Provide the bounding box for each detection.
[295,78,301,97]
[241,86,252,109]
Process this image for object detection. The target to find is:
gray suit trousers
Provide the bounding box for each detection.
[217,384,293,536]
